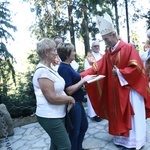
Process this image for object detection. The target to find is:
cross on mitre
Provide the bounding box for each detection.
[97,19,101,27]
[96,13,115,36]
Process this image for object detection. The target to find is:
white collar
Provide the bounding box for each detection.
[111,40,120,52]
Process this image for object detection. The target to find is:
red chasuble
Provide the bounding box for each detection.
[81,40,150,137]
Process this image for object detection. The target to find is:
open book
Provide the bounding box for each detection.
[87,75,105,84]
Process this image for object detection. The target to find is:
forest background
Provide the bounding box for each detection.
[0,0,150,118]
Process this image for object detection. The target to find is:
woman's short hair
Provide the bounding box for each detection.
[36,38,56,59]
[57,43,74,61]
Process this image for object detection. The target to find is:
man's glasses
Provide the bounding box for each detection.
[59,43,71,47]
[93,45,99,48]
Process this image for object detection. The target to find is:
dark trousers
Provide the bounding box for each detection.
[69,102,88,150]
[37,116,71,150]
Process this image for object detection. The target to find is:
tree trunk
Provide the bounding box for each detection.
[113,0,120,35]
[68,2,76,49]
[82,5,90,56]
[125,0,130,42]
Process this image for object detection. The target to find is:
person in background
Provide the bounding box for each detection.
[81,13,150,150]
[52,36,79,71]
[32,38,75,150]
[140,30,150,87]
[57,42,95,150]
[84,40,103,122]
[147,29,150,39]
[140,39,150,67]
[140,29,150,67]
[53,36,63,46]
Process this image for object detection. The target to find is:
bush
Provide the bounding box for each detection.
[76,54,84,73]
[1,94,36,118]
[0,70,36,118]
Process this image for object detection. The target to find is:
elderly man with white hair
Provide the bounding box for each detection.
[84,40,103,122]
[147,29,150,39]
[140,30,150,68]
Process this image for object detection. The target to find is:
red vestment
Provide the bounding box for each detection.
[81,40,150,137]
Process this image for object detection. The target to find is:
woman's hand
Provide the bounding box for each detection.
[67,96,75,112]
[82,75,96,83]
[67,103,74,112]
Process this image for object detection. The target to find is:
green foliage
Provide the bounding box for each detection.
[27,0,112,54]
[1,93,36,118]
[28,0,69,40]
[27,49,39,65]
[0,1,37,117]
[0,42,16,84]
[143,11,150,30]
[1,50,38,118]
[0,1,17,40]
[75,54,84,73]
[130,30,142,53]
[0,1,16,95]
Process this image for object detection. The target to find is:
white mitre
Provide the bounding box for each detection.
[96,13,115,36]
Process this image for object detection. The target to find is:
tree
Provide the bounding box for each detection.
[26,0,113,56]
[130,30,141,52]
[124,0,130,42]
[67,0,75,46]
[73,0,112,55]
[143,11,150,30]
[0,1,17,95]
[28,0,70,40]
[80,4,90,56]
[111,0,120,35]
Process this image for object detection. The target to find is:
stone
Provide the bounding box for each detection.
[0,103,14,138]
[13,114,37,128]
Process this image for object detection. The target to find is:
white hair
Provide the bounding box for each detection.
[36,38,55,59]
